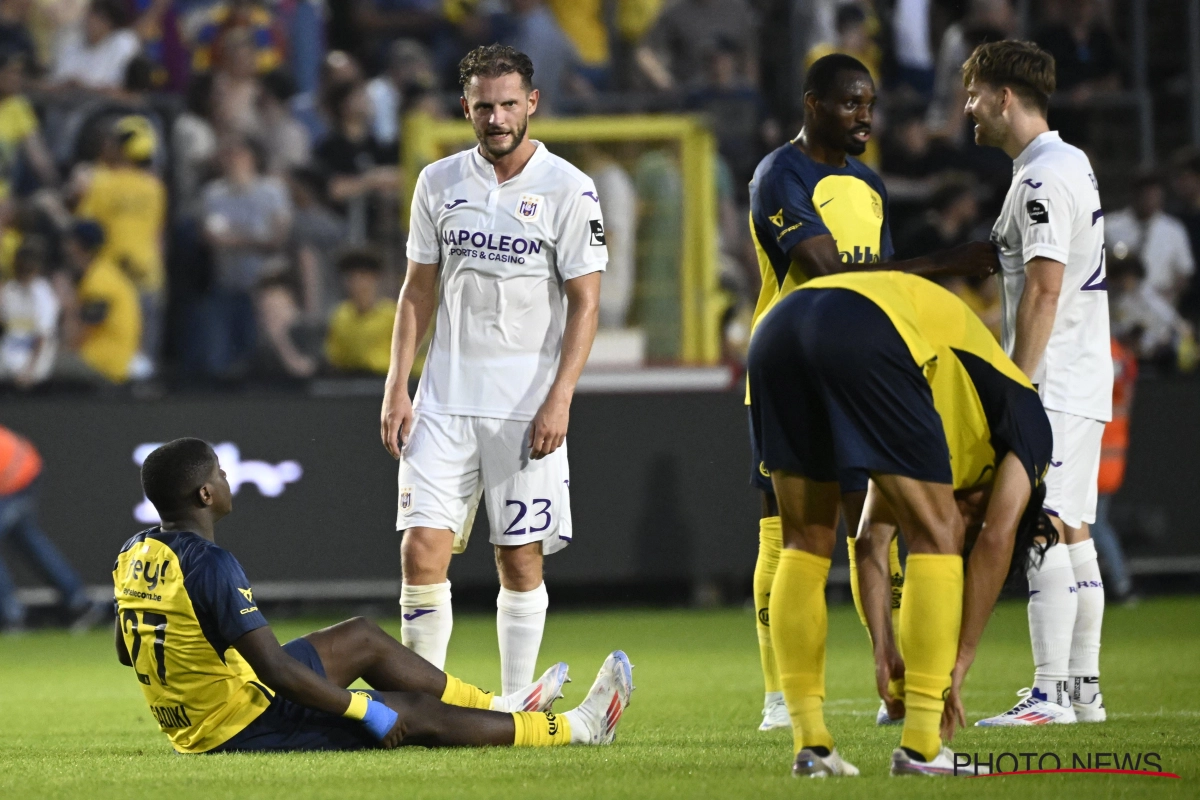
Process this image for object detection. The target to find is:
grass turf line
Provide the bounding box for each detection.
[1,597,1197,799]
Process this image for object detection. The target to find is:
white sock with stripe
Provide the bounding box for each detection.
[400,581,453,670]
[1068,538,1104,703]
[1027,543,1076,706]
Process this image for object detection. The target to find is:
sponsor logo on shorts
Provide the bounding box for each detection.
[403,609,435,621]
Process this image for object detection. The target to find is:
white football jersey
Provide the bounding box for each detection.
[407,141,607,421]
[991,131,1112,422]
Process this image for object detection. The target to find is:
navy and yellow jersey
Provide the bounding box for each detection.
[113,529,273,754]
[748,142,894,331]
[799,271,1052,490]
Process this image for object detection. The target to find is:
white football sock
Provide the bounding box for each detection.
[1068,538,1104,702]
[1027,543,1076,705]
[764,690,784,708]
[497,582,549,695]
[400,581,453,670]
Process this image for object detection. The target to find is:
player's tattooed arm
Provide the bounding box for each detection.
[856,485,906,721]
[787,236,999,279]
[530,271,600,460]
[381,259,439,459]
[1010,256,1065,379]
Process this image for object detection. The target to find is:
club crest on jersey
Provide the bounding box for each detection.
[516,193,544,221]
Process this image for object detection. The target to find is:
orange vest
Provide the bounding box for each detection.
[0,426,42,495]
[1098,338,1137,494]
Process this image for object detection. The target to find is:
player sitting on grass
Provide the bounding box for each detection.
[114,437,632,754]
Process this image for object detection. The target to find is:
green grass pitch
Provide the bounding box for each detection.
[2,597,1198,799]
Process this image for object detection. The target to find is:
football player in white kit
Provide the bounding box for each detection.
[963,41,1113,726]
[380,45,605,695]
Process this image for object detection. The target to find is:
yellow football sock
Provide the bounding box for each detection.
[769,549,834,754]
[511,711,571,746]
[898,553,962,761]
[753,516,783,694]
[440,674,495,710]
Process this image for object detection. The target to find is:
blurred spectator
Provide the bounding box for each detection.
[27,0,89,71]
[879,112,963,205]
[1108,249,1194,367]
[1090,333,1137,601]
[895,174,979,259]
[686,37,764,189]
[75,116,166,372]
[891,0,934,99]
[927,0,1014,144]
[636,0,757,91]
[0,51,57,199]
[55,219,141,384]
[48,0,139,91]
[171,73,219,219]
[257,273,316,378]
[0,0,37,67]
[366,38,435,148]
[580,146,636,328]
[186,0,285,75]
[0,237,57,388]
[350,0,443,69]
[1107,173,1195,312]
[804,4,880,83]
[199,136,291,377]
[292,49,363,146]
[543,0,662,90]
[0,425,101,634]
[315,79,398,242]
[258,69,311,174]
[633,149,681,359]
[211,28,265,138]
[129,0,189,92]
[1034,0,1120,104]
[280,0,326,95]
[1169,149,1200,323]
[503,0,582,114]
[287,166,344,317]
[324,248,393,374]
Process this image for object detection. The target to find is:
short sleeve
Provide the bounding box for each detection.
[1000,388,1054,487]
[185,547,268,651]
[406,168,440,264]
[1015,167,1072,265]
[554,178,608,280]
[761,167,829,255]
[878,183,895,260]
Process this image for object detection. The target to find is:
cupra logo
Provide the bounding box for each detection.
[132,442,303,523]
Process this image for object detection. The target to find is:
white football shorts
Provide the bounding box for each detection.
[1042,409,1104,528]
[396,410,573,555]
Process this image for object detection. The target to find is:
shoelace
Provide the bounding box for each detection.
[1002,688,1038,715]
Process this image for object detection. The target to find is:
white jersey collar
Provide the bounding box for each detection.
[1012,130,1061,174]
[470,139,546,186]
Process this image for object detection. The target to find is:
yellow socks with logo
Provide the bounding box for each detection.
[898,553,962,761]
[769,548,834,754]
[511,711,571,746]
[440,674,495,710]
[753,516,783,695]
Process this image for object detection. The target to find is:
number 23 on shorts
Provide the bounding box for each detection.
[504,499,552,536]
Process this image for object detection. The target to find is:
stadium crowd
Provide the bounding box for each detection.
[0,0,1193,394]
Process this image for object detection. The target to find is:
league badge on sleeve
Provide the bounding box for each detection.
[516,193,544,222]
[589,220,606,246]
[1026,199,1049,224]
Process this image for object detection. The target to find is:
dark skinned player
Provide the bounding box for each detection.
[114,438,631,753]
[747,53,999,732]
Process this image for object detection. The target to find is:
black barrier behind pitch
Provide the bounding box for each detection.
[0,391,761,591]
